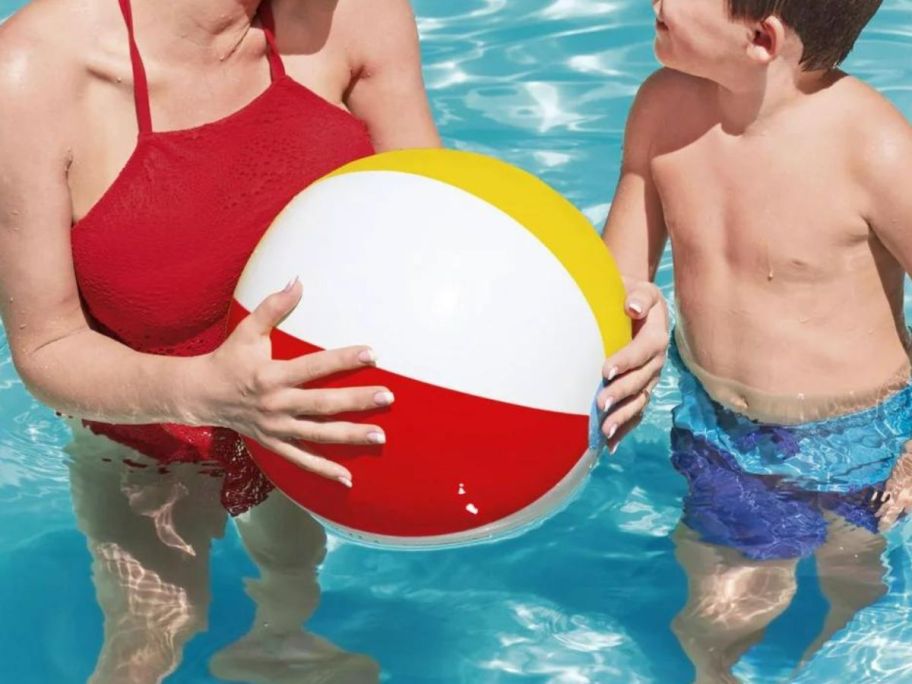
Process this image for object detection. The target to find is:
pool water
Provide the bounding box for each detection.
[2,1,912,682]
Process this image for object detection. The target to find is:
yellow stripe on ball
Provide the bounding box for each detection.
[323,149,631,355]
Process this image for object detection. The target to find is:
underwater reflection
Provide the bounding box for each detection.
[64,419,379,684]
[668,429,904,683]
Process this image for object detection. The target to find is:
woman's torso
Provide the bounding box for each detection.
[64,0,376,512]
[68,0,360,224]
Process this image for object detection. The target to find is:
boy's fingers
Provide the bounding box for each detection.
[871,489,891,508]
[873,491,890,517]
[876,487,912,532]
[878,500,901,532]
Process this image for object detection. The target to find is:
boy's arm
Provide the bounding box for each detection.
[862,99,912,532]
[862,103,912,275]
[596,71,672,452]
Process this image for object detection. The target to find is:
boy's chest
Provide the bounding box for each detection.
[649,129,871,277]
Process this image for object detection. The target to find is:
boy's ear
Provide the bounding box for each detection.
[746,16,785,64]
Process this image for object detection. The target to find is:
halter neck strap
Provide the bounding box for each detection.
[258,1,287,81]
[116,0,153,134]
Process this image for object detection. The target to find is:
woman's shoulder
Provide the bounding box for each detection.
[275,0,419,69]
[0,0,98,108]
[275,0,416,30]
[333,0,417,30]
[335,0,419,47]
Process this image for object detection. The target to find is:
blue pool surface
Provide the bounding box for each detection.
[2,1,912,682]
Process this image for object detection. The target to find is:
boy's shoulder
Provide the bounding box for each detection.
[807,74,907,141]
[829,74,912,180]
[825,74,905,122]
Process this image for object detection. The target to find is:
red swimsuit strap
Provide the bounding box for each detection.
[116,0,153,134]
[114,0,286,135]
[258,1,287,82]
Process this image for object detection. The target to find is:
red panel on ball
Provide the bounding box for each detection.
[228,301,589,539]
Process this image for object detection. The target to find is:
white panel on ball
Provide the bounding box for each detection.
[235,171,603,415]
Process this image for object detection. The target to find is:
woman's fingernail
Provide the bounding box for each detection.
[282,276,299,293]
[359,348,378,364]
[368,431,386,445]
[606,424,618,440]
[610,443,619,455]
[628,301,644,315]
[374,391,395,406]
[338,476,353,488]
[602,395,614,413]
[608,367,619,382]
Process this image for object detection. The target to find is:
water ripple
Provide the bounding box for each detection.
[0,0,911,680]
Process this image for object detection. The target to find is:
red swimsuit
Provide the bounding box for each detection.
[71,0,375,514]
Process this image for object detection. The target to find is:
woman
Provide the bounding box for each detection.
[0,0,666,679]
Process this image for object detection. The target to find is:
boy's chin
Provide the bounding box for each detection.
[654,49,709,80]
[654,42,678,70]
[654,50,682,72]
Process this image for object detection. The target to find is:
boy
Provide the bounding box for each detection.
[598,0,912,680]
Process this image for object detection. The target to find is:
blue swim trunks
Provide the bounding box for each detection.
[668,339,912,561]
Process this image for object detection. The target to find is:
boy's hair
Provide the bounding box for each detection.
[728,0,883,70]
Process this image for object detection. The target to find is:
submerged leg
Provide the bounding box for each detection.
[209,489,380,684]
[671,525,799,684]
[66,423,227,684]
[799,512,887,668]
[668,429,819,682]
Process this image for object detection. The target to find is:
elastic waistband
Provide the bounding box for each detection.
[672,327,912,425]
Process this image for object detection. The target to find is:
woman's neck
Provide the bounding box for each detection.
[132,0,265,63]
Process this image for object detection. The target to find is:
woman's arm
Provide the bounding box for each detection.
[0,15,390,486]
[343,0,441,151]
[602,70,671,283]
[0,23,174,425]
[596,70,673,451]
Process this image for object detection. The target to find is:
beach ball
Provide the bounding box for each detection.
[228,149,630,548]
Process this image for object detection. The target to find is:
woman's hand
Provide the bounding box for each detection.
[199,279,393,488]
[596,278,669,453]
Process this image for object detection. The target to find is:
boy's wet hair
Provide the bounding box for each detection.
[728,0,883,70]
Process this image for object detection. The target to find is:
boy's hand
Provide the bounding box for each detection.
[875,445,912,532]
[597,277,669,453]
